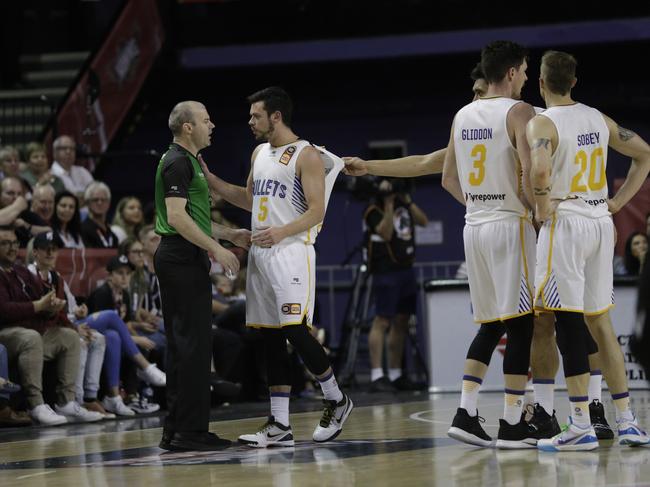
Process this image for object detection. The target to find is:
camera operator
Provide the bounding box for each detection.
[363,179,428,392]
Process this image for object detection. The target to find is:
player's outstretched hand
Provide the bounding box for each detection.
[342,157,368,176]
[198,154,216,180]
[230,228,252,250]
[213,244,240,276]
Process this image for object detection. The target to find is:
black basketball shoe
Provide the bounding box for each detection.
[495,419,539,449]
[589,399,614,440]
[448,408,493,447]
[528,403,561,439]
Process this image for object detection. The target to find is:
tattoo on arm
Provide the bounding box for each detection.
[617,125,636,142]
[531,138,551,150]
[534,186,551,196]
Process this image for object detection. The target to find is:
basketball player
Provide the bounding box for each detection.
[441,40,541,449]
[199,86,352,447]
[527,50,650,451]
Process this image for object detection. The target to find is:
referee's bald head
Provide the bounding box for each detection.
[168,101,205,136]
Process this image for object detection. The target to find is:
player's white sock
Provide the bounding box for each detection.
[460,375,482,416]
[612,391,634,422]
[270,392,290,426]
[503,389,526,425]
[588,370,602,402]
[318,370,344,403]
[533,379,555,415]
[569,395,590,428]
[388,368,401,382]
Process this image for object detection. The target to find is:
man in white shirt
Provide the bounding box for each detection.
[51,135,94,205]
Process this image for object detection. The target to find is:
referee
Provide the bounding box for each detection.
[155,101,240,451]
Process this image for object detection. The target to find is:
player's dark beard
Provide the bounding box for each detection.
[257,118,275,141]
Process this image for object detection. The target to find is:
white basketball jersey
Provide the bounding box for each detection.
[540,103,610,218]
[251,139,343,244]
[453,97,530,225]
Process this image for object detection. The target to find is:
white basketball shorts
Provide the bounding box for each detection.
[246,240,315,328]
[534,213,614,315]
[464,217,536,323]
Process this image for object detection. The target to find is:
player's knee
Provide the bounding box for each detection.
[466,323,505,365]
[555,311,590,376]
[502,315,534,375]
[283,321,330,376]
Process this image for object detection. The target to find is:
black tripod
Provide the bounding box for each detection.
[337,262,373,387]
[336,262,430,389]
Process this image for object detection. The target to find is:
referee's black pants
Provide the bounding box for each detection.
[155,235,212,434]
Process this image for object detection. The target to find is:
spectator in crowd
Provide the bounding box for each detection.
[0,343,31,426]
[1,177,51,247]
[111,196,144,244]
[0,225,102,425]
[51,191,85,249]
[0,146,23,183]
[80,181,118,248]
[27,232,112,418]
[30,184,56,225]
[119,237,167,356]
[87,255,166,414]
[50,135,94,205]
[138,224,162,315]
[646,212,650,238]
[20,142,65,195]
[624,231,648,276]
[0,179,28,226]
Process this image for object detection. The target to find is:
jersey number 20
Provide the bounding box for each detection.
[571,148,606,192]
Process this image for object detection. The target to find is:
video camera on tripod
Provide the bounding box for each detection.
[346,175,414,201]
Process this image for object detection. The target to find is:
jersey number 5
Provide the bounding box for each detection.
[468,144,486,186]
[258,196,269,222]
[571,148,606,192]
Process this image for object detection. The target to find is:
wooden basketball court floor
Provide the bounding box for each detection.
[1,390,649,487]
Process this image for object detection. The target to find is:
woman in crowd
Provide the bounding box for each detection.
[624,231,648,276]
[111,196,144,244]
[118,237,165,345]
[51,191,85,248]
[20,142,65,194]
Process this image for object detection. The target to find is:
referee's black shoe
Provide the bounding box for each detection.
[159,429,175,451]
[163,431,232,451]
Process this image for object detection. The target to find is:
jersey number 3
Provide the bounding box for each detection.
[258,197,269,222]
[468,144,486,186]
